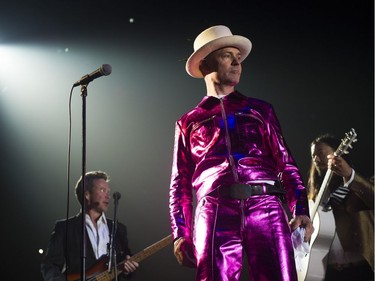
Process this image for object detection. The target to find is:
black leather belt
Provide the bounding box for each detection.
[214,183,286,200]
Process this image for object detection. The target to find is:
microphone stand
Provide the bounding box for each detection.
[80,84,88,281]
[74,66,111,280]
[108,195,120,280]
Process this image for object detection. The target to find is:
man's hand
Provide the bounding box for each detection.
[328,154,353,182]
[123,255,139,274]
[173,237,196,268]
[289,215,314,242]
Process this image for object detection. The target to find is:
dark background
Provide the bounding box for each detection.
[0,1,373,280]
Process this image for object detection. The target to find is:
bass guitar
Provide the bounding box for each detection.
[297,128,357,281]
[67,234,173,281]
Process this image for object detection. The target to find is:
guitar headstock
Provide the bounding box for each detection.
[334,128,357,157]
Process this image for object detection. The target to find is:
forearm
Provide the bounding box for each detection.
[349,173,374,208]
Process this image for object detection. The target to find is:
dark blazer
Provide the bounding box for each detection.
[41,213,132,281]
[332,173,374,270]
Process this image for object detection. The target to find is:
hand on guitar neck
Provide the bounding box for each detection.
[123,255,139,275]
[327,154,353,183]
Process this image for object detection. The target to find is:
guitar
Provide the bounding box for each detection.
[297,128,357,281]
[67,234,173,281]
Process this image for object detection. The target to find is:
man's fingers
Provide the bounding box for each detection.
[289,216,302,231]
[304,223,315,242]
[123,256,139,273]
[174,238,184,265]
[290,215,315,241]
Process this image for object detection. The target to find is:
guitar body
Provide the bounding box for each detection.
[67,255,110,281]
[303,206,336,281]
[296,200,319,281]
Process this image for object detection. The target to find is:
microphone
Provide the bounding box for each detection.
[113,192,121,201]
[73,64,112,87]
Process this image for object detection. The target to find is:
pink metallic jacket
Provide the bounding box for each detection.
[169,91,309,239]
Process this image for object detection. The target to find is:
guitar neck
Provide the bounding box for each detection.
[127,234,173,263]
[310,169,333,220]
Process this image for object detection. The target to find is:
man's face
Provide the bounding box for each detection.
[86,178,111,213]
[311,142,335,176]
[204,47,242,86]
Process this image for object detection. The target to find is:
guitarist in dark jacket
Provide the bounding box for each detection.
[307,134,374,281]
[41,170,139,281]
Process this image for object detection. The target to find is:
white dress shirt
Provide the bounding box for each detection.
[85,213,110,259]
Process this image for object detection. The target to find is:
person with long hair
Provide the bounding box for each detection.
[307,134,374,280]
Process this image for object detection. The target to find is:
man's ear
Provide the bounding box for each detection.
[199,59,211,77]
[85,190,90,202]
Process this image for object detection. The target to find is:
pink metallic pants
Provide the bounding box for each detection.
[193,194,297,281]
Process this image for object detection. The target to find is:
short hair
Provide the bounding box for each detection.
[75,170,109,206]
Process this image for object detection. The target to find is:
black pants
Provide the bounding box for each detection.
[325,262,374,281]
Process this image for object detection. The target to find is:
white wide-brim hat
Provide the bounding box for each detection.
[186,25,252,78]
